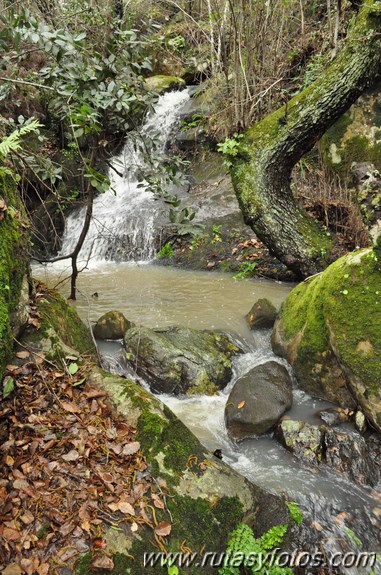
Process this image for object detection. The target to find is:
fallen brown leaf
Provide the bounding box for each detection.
[155,521,172,537]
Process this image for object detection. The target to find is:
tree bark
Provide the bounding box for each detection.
[231,0,381,278]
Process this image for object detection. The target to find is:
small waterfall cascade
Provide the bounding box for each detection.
[59,89,190,265]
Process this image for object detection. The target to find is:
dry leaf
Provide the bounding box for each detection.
[61,401,81,414]
[154,521,172,537]
[3,527,22,541]
[1,564,23,575]
[237,400,246,409]
[152,494,165,509]
[62,450,79,462]
[311,521,323,531]
[15,351,30,359]
[117,501,135,515]
[122,442,140,456]
[91,554,114,571]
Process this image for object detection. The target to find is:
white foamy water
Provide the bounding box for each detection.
[60,90,190,264]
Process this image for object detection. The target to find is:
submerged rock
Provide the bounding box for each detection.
[124,325,242,395]
[225,361,293,440]
[245,298,277,329]
[276,418,381,487]
[276,420,324,465]
[272,248,381,432]
[94,310,134,340]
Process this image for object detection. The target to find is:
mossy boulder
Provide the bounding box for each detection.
[320,82,381,178]
[21,285,96,363]
[225,361,293,440]
[245,298,277,330]
[124,326,242,395]
[272,248,381,432]
[145,75,185,94]
[94,310,134,340]
[82,368,294,574]
[0,174,30,381]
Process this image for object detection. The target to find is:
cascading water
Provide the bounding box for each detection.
[37,88,381,573]
[59,89,190,264]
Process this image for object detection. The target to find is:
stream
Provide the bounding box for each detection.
[33,90,381,573]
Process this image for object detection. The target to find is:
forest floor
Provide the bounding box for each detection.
[0,349,172,575]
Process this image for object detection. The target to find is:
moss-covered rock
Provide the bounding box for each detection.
[272,247,381,431]
[94,310,134,340]
[124,326,242,395]
[0,173,30,380]
[320,82,381,177]
[83,368,294,574]
[145,75,185,94]
[21,285,96,363]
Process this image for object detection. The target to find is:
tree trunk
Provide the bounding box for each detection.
[231,0,381,278]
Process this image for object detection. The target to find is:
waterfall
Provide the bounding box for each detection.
[59,89,190,265]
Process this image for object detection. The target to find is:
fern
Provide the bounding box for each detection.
[219,523,294,575]
[0,119,42,158]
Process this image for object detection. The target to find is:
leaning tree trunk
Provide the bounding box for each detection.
[231,0,381,278]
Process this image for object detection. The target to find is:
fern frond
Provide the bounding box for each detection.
[0,119,42,158]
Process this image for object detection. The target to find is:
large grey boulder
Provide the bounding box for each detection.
[225,361,293,440]
[124,325,242,395]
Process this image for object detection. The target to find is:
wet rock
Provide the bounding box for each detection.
[324,428,381,487]
[94,311,134,340]
[245,298,277,330]
[276,420,324,465]
[175,126,208,150]
[123,325,241,395]
[276,418,381,487]
[225,361,293,440]
[319,407,351,426]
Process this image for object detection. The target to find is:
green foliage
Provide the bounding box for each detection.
[158,242,174,258]
[180,113,205,130]
[233,261,257,279]
[302,53,327,88]
[211,224,222,243]
[219,523,293,575]
[286,502,303,525]
[0,119,42,158]
[217,134,244,162]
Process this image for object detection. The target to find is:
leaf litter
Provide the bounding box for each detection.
[0,356,172,574]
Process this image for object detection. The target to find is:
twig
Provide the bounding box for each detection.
[0,77,55,91]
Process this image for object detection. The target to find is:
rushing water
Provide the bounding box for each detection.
[60,90,190,263]
[34,89,381,573]
[34,262,381,572]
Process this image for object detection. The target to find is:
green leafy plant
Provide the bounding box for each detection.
[217,133,245,167]
[0,118,42,158]
[286,502,303,525]
[219,523,293,575]
[211,224,222,243]
[158,242,174,258]
[233,261,257,279]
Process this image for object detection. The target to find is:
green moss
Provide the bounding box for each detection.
[276,248,381,424]
[168,495,243,553]
[137,408,202,476]
[0,174,30,379]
